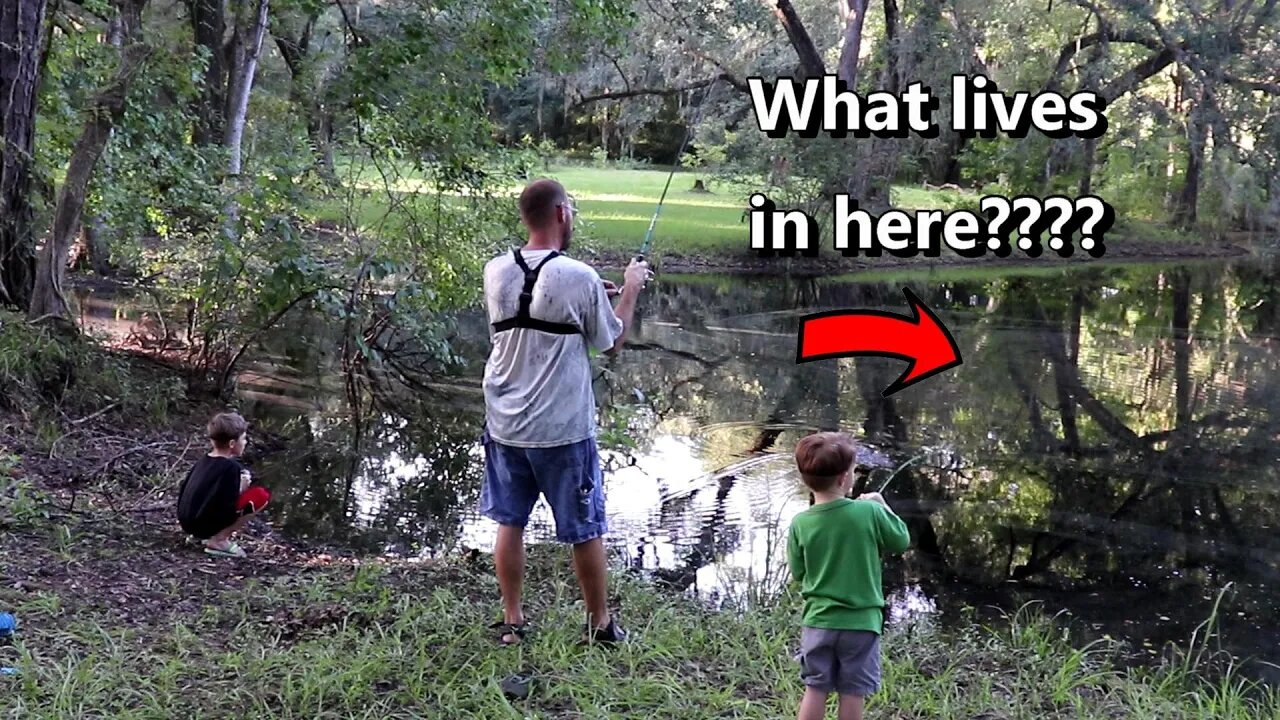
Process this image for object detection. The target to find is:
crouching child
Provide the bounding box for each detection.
[176,412,271,558]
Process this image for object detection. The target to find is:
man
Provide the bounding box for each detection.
[480,178,650,646]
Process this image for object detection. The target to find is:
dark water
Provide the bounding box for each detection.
[74,255,1280,683]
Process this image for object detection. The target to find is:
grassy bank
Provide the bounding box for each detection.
[3,524,1277,719]
[3,319,1279,719]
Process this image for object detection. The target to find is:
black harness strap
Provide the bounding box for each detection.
[491,249,582,335]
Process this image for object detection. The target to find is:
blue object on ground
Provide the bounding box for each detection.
[1,613,19,676]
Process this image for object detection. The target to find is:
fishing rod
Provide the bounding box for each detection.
[874,453,925,494]
[636,79,720,262]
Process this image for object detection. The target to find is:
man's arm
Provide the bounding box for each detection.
[604,280,642,356]
[602,259,650,356]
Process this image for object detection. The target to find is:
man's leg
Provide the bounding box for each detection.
[531,437,621,636]
[571,537,610,629]
[479,435,539,643]
[495,524,527,631]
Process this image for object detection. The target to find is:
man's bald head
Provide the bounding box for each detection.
[519,179,568,229]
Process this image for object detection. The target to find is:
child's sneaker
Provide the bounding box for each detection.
[204,541,247,558]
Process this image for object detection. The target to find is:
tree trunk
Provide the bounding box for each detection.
[0,0,48,310]
[1053,294,1082,455]
[536,80,545,138]
[222,0,270,237]
[1175,103,1207,228]
[68,15,126,278]
[272,17,335,183]
[190,0,228,146]
[28,2,150,323]
[836,0,906,211]
[1079,136,1096,195]
[772,0,826,78]
[307,110,335,180]
[837,0,869,85]
[883,0,899,90]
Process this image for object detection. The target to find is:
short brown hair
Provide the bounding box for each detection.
[795,432,857,492]
[518,178,567,228]
[207,412,248,448]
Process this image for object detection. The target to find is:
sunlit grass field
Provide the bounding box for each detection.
[307,162,1203,271]
[307,163,989,257]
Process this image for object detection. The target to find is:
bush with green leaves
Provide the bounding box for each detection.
[0,310,183,420]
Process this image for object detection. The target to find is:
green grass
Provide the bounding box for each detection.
[304,163,1012,259]
[534,166,753,255]
[306,162,1214,271]
[2,533,1277,719]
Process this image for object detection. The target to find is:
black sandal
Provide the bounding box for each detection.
[488,620,530,646]
[580,618,627,646]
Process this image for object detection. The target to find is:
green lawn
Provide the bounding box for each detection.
[533,166,752,255]
[306,164,987,258]
[307,163,1207,269]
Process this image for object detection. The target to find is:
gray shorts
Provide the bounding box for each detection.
[797,627,881,696]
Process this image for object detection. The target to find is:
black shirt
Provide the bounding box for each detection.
[176,455,243,538]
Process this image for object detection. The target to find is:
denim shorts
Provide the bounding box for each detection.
[479,428,608,544]
[797,627,881,696]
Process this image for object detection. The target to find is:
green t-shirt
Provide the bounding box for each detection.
[786,498,911,634]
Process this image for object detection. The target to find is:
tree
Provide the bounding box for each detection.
[221,0,270,239]
[271,0,339,181]
[28,0,152,322]
[190,0,228,146]
[0,0,48,309]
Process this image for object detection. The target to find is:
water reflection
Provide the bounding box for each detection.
[72,255,1280,682]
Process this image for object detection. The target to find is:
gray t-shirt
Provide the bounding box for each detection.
[482,249,624,448]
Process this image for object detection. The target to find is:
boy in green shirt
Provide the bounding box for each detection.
[787,432,911,720]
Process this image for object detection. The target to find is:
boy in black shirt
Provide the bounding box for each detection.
[176,412,271,558]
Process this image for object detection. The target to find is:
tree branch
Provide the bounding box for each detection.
[217,289,321,393]
[570,76,726,110]
[332,0,365,47]
[1100,48,1175,103]
[272,31,303,78]
[599,49,632,93]
[771,0,826,78]
[1041,29,1164,94]
[684,48,752,93]
[1222,73,1280,94]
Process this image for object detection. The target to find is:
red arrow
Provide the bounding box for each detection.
[796,287,962,397]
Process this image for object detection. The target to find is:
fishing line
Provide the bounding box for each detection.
[637,79,721,261]
[876,453,926,494]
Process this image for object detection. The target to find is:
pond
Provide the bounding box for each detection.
[73,253,1280,684]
